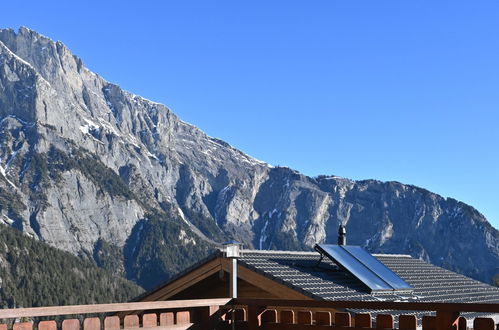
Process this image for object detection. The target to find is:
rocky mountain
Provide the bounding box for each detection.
[0,27,497,291]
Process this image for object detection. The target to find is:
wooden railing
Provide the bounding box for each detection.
[0,299,230,330]
[230,299,499,330]
[0,298,497,330]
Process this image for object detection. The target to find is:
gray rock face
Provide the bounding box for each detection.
[0,27,497,287]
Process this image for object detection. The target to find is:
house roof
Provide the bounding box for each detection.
[238,249,499,304]
[238,249,499,322]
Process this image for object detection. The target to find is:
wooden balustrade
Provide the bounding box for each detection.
[232,299,499,330]
[0,298,497,330]
[0,299,230,330]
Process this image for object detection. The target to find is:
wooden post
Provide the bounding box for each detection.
[422,315,436,330]
[247,304,260,330]
[124,315,139,329]
[13,323,32,330]
[355,313,372,328]
[176,311,190,325]
[315,311,331,326]
[436,311,460,330]
[261,310,277,324]
[61,319,80,330]
[83,317,100,330]
[142,313,157,328]
[457,317,467,330]
[297,311,312,324]
[280,310,295,324]
[159,312,174,326]
[38,321,57,330]
[104,316,120,330]
[474,317,495,330]
[335,312,352,327]
[399,315,417,329]
[376,314,394,329]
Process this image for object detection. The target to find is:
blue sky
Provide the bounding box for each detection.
[1,1,498,229]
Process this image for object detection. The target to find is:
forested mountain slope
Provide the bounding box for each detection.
[0,223,143,308]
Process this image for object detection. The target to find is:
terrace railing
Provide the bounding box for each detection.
[0,298,497,330]
[231,298,499,330]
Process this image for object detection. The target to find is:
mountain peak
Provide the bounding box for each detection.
[0,27,497,289]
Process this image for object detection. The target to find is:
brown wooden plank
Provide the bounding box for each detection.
[104,316,120,330]
[176,311,190,325]
[142,313,157,328]
[422,315,435,330]
[457,316,467,330]
[83,317,100,330]
[355,313,371,328]
[436,311,459,330]
[247,304,260,330]
[62,319,80,330]
[280,310,294,324]
[474,317,495,330]
[376,314,393,329]
[335,312,351,327]
[261,310,277,324]
[124,315,139,329]
[13,322,32,330]
[399,315,416,329]
[0,298,231,319]
[160,312,174,326]
[315,311,331,326]
[38,321,57,330]
[297,311,312,325]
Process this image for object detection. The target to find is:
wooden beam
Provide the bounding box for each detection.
[0,299,232,319]
[233,299,499,313]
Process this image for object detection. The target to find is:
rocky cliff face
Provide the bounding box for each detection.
[0,27,497,289]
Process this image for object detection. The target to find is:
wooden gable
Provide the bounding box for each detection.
[138,257,312,302]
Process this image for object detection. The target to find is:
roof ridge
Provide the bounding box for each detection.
[241,249,317,255]
[241,249,413,258]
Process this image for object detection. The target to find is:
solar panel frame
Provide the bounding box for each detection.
[315,244,413,293]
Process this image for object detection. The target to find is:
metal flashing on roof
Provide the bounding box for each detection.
[315,244,413,294]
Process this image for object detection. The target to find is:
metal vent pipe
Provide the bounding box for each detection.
[338,225,346,246]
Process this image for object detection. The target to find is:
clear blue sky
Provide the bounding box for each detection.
[1,1,498,229]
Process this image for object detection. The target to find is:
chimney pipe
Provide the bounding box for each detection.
[222,240,242,298]
[338,225,346,246]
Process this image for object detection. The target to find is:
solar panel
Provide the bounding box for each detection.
[315,244,393,292]
[315,244,413,293]
[342,245,412,290]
